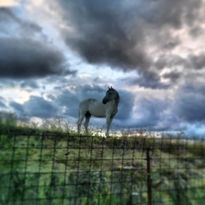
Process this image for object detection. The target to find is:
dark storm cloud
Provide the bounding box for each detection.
[154,55,186,70]
[189,53,205,70]
[160,36,181,50]
[57,0,202,80]
[142,0,201,28]
[189,25,203,38]
[10,96,58,118]
[0,38,68,78]
[163,71,181,83]
[59,0,151,71]
[0,8,74,79]
[175,83,205,123]
[154,52,205,71]
[129,71,169,89]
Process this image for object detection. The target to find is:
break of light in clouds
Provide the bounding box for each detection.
[0,0,19,7]
[1,0,205,137]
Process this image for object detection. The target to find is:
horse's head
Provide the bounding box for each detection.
[102,87,120,104]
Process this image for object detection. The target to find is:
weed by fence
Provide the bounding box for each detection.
[0,127,205,205]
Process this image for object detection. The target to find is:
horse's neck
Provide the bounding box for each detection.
[106,99,119,112]
[115,98,120,107]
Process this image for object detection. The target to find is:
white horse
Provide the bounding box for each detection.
[77,87,120,136]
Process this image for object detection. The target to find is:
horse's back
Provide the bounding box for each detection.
[79,98,97,107]
[79,98,106,117]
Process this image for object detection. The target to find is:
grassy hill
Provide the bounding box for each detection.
[0,122,205,205]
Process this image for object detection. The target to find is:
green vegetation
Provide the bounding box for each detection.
[0,118,205,205]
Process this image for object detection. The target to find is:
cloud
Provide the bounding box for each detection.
[55,89,81,118]
[55,0,202,88]
[0,100,6,108]
[20,80,39,89]
[162,71,181,83]
[10,101,25,115]
[174,82,205,122]
[142,0,201,29]
[128,71,170,89]
[184,123,205,138]
[134,97,168,129]
[189,52,205,70]
[10,96,58,118]
[0,0,19,7]
[0,8,76,79]
[115,89,134,121]
[0,8,42,36]
[127,81,205,131]
[59,0,151,71]
[0,97,7,110]
[0,37,69,78]
[154,55,187,71]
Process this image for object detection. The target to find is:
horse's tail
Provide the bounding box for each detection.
[77,102,84,123]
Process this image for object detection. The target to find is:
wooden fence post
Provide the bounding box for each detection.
[146,148,152,205]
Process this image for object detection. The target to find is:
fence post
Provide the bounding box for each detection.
[146,148,152,205]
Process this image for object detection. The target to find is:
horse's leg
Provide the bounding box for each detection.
[84,114,91,134]
[77,112,85,133]
[106,115,113,137]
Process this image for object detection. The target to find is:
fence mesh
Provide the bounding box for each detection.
[0,128,205,205]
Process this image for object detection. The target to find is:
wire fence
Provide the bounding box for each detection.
[0,127,205,205]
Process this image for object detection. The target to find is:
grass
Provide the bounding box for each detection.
[0,120,205,204]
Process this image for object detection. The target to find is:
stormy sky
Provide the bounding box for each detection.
[1,0,205,137]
